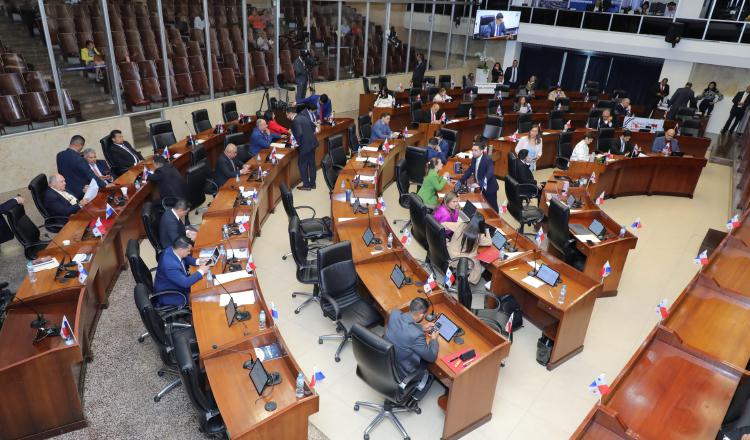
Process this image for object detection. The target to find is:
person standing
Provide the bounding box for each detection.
[56,135,109,199]
[292,104,319,190]
[460,143,499,212]
[697,81,723,116]
[650,78,670,116]
[411,52,427,89]
[666,82,696,120]
[722,85,750,135]
[504,60,520,88]
[293,52,309,101]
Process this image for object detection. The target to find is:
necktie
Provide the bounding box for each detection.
[58,190,77,205]
[495,25,499,37]
[512,68,516,83]
[90,163,101,177]
[117,143,139,164]
[175,251,187,274]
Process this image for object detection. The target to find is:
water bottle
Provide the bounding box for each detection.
[558,284,567,305]
[387,233,393,249]
[619,226,626,238]
[500,247,506,260]
[259,310,266,330]
[27,261,36,283]
[345,188,352,203]
[235,171,240,183]
[134,179,141,191]
[295,373,305,398]
[357,147,362,159]
[340,180,345,191]
[206,269,214,287]
[219,244,226,261]
[222,225,229,240]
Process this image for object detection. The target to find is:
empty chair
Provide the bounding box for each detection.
[191,109,212,133]
[141,201,165,259]
[482,116,503,139]
[553,97,570,112]
[439,129,458,157]
[123,80,151,109]
[548,198,586,270]
[187,55,205,72]
[680,119,700,137]
[555,131,573,170]
[119,62,141,81]
[24,72,51,93]
[141,78,165,105]
[3,204,50,259]
[321,154,339,193]
[190,71,210,95]
[221,100,238,122]
[19,92,58,125]
[505,175,544,235]
[0,73,26,95]
[408,193,429,251]
[46,89,81,121]
[150,120,177,153]
[175,73,200,99]
[439,74,452,89]
[138,60,158,79]
[185,160,216,212]
[455,102,473,119]
[405,146,428,187]
[487,98,502,116]
[280,183,332,242]
[596,100,616,112]
[0,95,32,129]
[288,216,322,313]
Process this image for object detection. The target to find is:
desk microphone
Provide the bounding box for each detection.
[184,121,197,146]
[214,276,250,322]
[366,204,382,249]
[508,227,520,253]
[6,284,48,329]
[44,234,79,268]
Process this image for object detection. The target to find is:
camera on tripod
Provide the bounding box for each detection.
[301,50,319,69]
[270,98,288,111]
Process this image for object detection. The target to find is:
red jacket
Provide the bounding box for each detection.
[268,120,289,135]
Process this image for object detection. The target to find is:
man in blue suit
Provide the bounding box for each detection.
[153,236,210,307]
[82,148,113,183]
[43,173,92,224]
[371,113,393,140]
[56,135,110,199]
[481,13,506,38]
[291,104,319,190]
[249,119,282,157]
[460,142,500,212]
[296,93,333,121]
[651,128,680,154]
[159,198,197,249]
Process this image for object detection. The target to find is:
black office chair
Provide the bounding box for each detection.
[439,129,458,157]
[141,201,165,257]
[362,77,371,94]
[410,108,426,128]
[172,327,227,438]
[191,144,207,166]
[549,109,564,121]
[358,114,372,144]
[185,160,218,221]
[328,133,344,152]
[280,183,332,259]
[317,241,382,362]
[556,131,573,170]
[99,135,129,178]
[518,112,532,126]
[587,109,602,129]
[549,118,565,130]
[192,109,212,133]
[516,87,529,97]
[288,215,322,314]
[133,282,193,402]
[351,323,433,440]
[427,86,439,102]
[405,146,428,188]
[495,84,510,98]
[597,127,615,151]
[553,97,570,112]
[675,106,696,123]
[408,193,429,252]
[463,87,478,101]
[680,118,700,137]
[612,89,628,100]
[347,124,361,154]
[27,174,68,233]
[391,158,412,231]
[597,138,619,154]
[329,144,347,170]
[487,99,502,116]
[425,216,451,283]
[596,100,615,113]
[455,102,472,119]
[3,204,50,260]
[518,120,533,133]
[423,76,436,87]
[505,175,544,235]
[321,154,339,194]
[150,120,177,154]
[221,100,238,122]
[438,74,451,90]
[482,116,503,140]
[455,257,510,336]
[548,198,586,271]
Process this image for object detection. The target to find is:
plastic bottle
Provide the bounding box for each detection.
[295,373,305,398]
[27,261,36,283]
[558,284,567,305]
[206,269,214,287]
[259,310,266,330]
[387,233,393,249]
[235,171,240,183]
[134,179,141,191]
[619,226,626,238]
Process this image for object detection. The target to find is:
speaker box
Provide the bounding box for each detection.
[665,22,685,46]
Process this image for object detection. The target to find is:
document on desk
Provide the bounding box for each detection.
[83,178,99,201]
[214,271,251,285]
[270,142,286,148]
[227,248,248,259]
[173,153,183,159]
[274,153,285,160]
[196,139,205,144]
[219,290,256,306]
[361,146,380,152]
[456,152,472,159]
[32,257,60,272]
[505,251,525,259]
[575,234,601,243]
[355,157,376,163]
[357,174,376,182]
[356,198,377,205]
[337,217,355,223]
[521,276,545,289]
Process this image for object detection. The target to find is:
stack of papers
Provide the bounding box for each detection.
[361,146,379,152]
[196,139,205,144]
[214,271,251,285]
[32,258,60,272]
[270,142,286,148]
[456,152,472,159]
[228,248,249,259]
[357,175,376,182]
[337,217,355,223]
[355,157,376,163]
[273,153,285,160]
[355,198,377,205]
[218,290,256,306]
[235,215,250,224]
[521,276,545,288]
[575,234,601,243]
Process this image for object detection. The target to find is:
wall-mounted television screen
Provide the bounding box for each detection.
[473,10,521,40]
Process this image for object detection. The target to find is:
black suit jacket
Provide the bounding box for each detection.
[108,141,144,169]
[504,66,519,85]
[411,61,426,87]
[291,112,318,155]
[159,209,187,249]
[731,91,750,112]
[56,148,106,199]
[88,159,111,178]
[416,109,444,124]
[42,188,80,221]
[654,83,670,100]
[460,154,499,193]
[514,160,536,186]
[214,153,243,188]
[610,138,634,155]
[149,164,187,201]
[614,104,631,117]
[0,198,19,243]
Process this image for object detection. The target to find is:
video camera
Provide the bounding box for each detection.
[301,50,319,69]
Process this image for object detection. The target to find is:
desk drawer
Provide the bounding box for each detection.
[537,299,562,320]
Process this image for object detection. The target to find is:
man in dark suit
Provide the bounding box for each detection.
[504,59,520,88]
[481,13,506,38]
[722,85,750,135]
[411,52,426,89]
[611,130,634,155]
[460,143,500,212]
[56,135,109,199]
[614,98,633,117]
[427,103,444,124]
[249,118,282,157]
[153,236,210,307]
[384,298,438,378]
[149,155,187,202]
[82,148,113,183]
[107,129,144,170]
[666,82,696,120]
[293,52,308,101]
[43,173,92,223]
[214,143,251,187]
[159,198,197,249]
[650,78,670,116]
[291,104,319,190]
[0,196,24,244]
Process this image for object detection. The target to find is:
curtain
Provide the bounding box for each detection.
[606,57,663,106]
[518,45,564,89]
[560,53,587,91]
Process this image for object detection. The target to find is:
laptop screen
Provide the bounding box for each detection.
[462,200,477,219]
[249,359,270,396]
[589,219,605,237]
[566,194,576,207]
[536,264,560,287]
[492,230,507,251]
[208,246,221,266]
[390,265,406,288]
[434,313,460,342]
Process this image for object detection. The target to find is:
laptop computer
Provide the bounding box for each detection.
[433,314,461,342]
[459,200,477,221]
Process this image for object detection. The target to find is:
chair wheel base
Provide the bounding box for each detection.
[354,404,359,411]
[282,256,287,260]
[294,309,300,314]
[292,293,297,297]
[154,396,161,402]
[138,336,146,343]
[364,435,369,440]
[157,370,165,377]
[335,356,341,362]
[318,338,323,344]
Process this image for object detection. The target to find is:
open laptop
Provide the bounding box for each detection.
[570,219,606,238]
[459,200,477,222]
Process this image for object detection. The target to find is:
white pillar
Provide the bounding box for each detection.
[659,59,693,100]
[503,41,521,70]
[675,0,704,19]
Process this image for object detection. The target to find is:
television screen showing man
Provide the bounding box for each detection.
[473,10,521,39]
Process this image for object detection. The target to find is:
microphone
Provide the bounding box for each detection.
[44,234,79,267]
[365,204,382,247]
[184,121,196,146]
[421,288,436,322]
[9,289,49,329]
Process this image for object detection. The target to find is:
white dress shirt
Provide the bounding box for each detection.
[738,92,749,107]
[570,140,590,162]
[53,188,78,205]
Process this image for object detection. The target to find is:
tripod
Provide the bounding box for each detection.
[257,87,272,116]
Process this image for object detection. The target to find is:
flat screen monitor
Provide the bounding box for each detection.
[566,194,577,207]
[225,296,238,326]
[362,227,375,246]
[390,264,406,289]
[434,313,461,342]
[473,10,521,40]
[492,230,507,251]
[249,358,270,396]
[462,200,477,219]
[588,219,605,237]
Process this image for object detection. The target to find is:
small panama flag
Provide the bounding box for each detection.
[656,298,669,320]
[77,262,88,284]
[377,153,384,166]
[378,197,386,212]
[400,228,411,245]
[238,219,249,234]
[60,315,75,345]
[425,273,438,293]
[403,126,409,137]
[290,133,298,148]
[440,112,447,123]
[694,249,709,266]
[246,254,256,273]
[105,203,115,219]
[501,200,508,214]
[270,302,279,320]
[590,172,597,184]
[142,168,150,181]
[600,260,611,278]
[588,374,610,396]
[509,130,520,142]
[162,146,170,160]
[535,227,545,246]
[596,192,605,205]
[271,146,277,157]
[505,312,514,339]
[310,366,326,387]
[727,214,741,231]
[382,138,390,153]
[631,217,642,230]
[565,120,572,130]
[92,217,104,238]
[444,267,455,288]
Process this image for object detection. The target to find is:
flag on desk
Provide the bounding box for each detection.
[631,217,642,230]
[565,120,572,131]
[400,228,411,245]
[77,262,88,284]
[290,133,298,148]
[403,126,409,137]
[377,197,386,212]
[440,112,447,123]
[92,217,104,238]
[425,273,438,293]
[509,130,519,142]
[535,227,545,246]
[271,146,277,158]
[246,254,256,273]
[656,298,669,320]
[60,315,75,345]
[727,214,741,231]
[382,139,390,153]
[444,267,455,288]
[505,312,514,338]
[501,200,508,214]
[162,147,170,160]
[105,202,115,219]
[588,374,610,396]
[238,219,249,234]
[694,249,709,266]
[600,261,611,278]
[270,302,279,320]
[142,168,151,181]
[595,192,605,206]
[590,172,597,184]
[674,123,680,135]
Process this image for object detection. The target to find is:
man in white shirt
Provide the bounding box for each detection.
[43,173,91,223]
[570,133,594,162]
[722,85,750,135]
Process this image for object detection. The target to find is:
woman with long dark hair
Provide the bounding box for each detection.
[490,63,503,83]
[697,81,723,116]
[444,212,492,284]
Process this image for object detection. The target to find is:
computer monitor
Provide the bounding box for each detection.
[492,230,507,251]
[462,200,477,219]
[249,358,271,396]
[362,227,375,246]
[225,296,238,326]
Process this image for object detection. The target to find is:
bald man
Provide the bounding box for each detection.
[214,143,251,187]
[43,173,92,224]
[249,118,282,157]
[652,129,680,154]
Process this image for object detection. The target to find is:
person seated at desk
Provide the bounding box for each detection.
[513,95,532,114]
[611,130,634,155]
[153,236,210,307]
[424,103,444,124]
[444,212,492,285]
[82,148,113,183]
[108,129,145,169]
[214,143,251,187]
[433,88,452,103]
[150,155,188,201]
[43,173,91,223]
[384,298,438,383]
[426,136,448,163]
[374,89,395,108]
[481,12,506,38]
[159,198,197,249]
[515,125,543,171]
[417,157,450,209]
[591,109,615,129]
[525,75,538,96]
[515,149,540,186]
[614,98,633,117]
[652,128,680,154]
[433,192,460,237]
[265,110,289,136]
[371,113,393,140]
[249,118,282,157]
[570,132,594,162]
[460,142,499,212]
[56,135,110,199]
[548,85,566,102]
[296,93,332,121]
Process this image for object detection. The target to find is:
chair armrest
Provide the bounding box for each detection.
[150,290,189,309]
[162,308,192,323]
[320,292,342,320]
[398,369,424,389]
[332,164,345,170]
[206,178,219,194]
[295,205,317,218]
